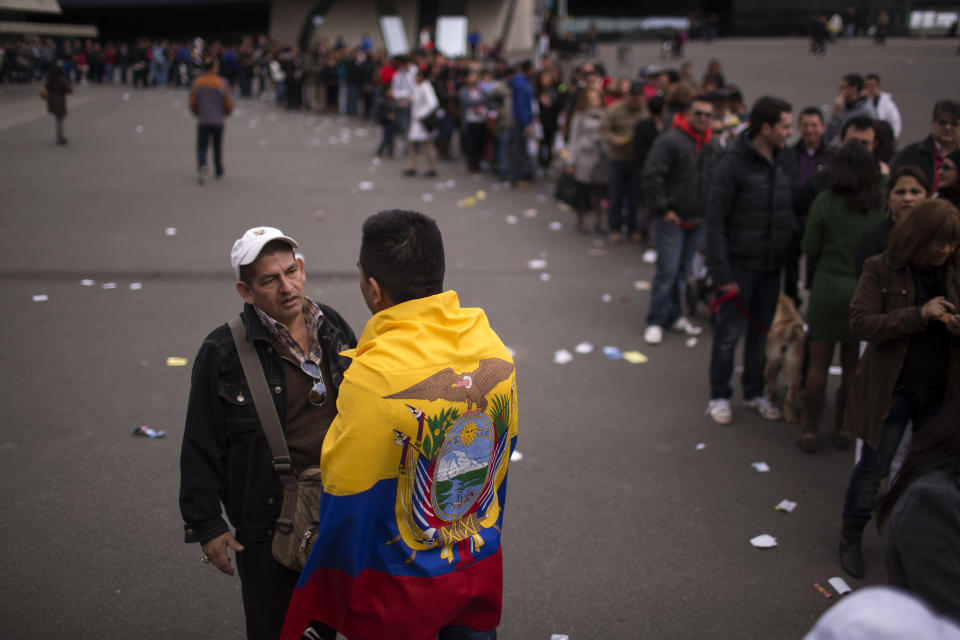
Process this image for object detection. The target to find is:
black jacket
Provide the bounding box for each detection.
[892,135,937,187]
[706,130,797,285]
[179,303,356,544]
[641,126,720,221]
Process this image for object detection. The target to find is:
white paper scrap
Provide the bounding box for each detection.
[775,499,797,513]
[527,259,547,270]
[445,179,456,188]
[32,294,49,302]
[553,349,573,364]
[574,342,594,354]
[750,534,778,548]
[634,280,651,291]
[549,221,563,231]
[510,450,523,462]
[121,92,131,101]
[421,193,434,202]
[642,248,657,264]
[505,215,518,225]
[523,208,537,218]
[695,443,706,450]
[602,293,612,303]
[80,279,95,286]
[164,227,177,236]
[358,181,374,191]
[371,157,382,166]
[828,576,852,595]
[101,282,117,290]
[829,365,842,376]
[539,273,551,282]
[551,635,569,640]
[129,282,143,290]
[752,462,771,473]
[685,337,698,348]
[135,125,144,133]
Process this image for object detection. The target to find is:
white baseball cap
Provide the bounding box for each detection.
[231,226,299,279]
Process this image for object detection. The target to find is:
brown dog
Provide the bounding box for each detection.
[763,295,806,423]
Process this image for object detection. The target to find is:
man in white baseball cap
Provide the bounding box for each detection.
[179,226,356,640]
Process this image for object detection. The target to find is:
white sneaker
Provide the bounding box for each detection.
[707,399,733,425]
[644,325,663,344]
[671,317,703,336]
[743,396,783,421]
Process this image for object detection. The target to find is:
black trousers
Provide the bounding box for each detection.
[235,532,335,640]
[197,124,223,175]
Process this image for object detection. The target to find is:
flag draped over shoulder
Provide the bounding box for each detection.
[282,290,518,640]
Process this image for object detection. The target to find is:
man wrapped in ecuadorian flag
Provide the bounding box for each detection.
[281,210,518,640]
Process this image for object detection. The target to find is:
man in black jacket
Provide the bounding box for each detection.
[179,226,354,640]
[892,99,960,192]
[642,95,720,344]
[706,96,795,425]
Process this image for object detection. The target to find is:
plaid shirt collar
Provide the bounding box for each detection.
[253,297,324,365]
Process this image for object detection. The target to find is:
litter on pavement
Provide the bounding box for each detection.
[32,294,48,302]
[752,462,771,473]
[505,215,518,225]
[539,273,551,282]
[775,499,797,513]
[622,351,648,364]
[165,227,177,236]
[814,583,833,599]
[101,282,117,290]
[129,283,143,290]
[634,280,651,291]
[686,337,698,348]
[553,349,573,364]
[828,577,852,595]
[602,346,622,360]
[132,425,166,438]
[81,279,95,286]
[695,443,706,450]
[549,221,563,231]
[750,534,778,549]
[166,357,188,367]
[510,450,524,462]
[523,208,537,218]
[526,259,547,270]
[574,342,594,354]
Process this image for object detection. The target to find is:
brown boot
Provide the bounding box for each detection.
[797,391,824,453]
[832,384,852,449]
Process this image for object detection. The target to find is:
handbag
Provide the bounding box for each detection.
[554,171,578,206]
[421,107,441,132]
[227,316,321,571]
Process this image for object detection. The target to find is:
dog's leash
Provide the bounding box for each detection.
[709,290,770,335]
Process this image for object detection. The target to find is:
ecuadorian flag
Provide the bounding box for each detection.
[282,291,518,640]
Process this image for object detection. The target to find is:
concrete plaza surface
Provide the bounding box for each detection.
[0,38,956,639]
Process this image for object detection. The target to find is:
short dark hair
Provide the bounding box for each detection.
[359,210,445,304]
[842,73,864,92]
[238,239,296,286]
[887,199,960,266]
[865,73,880,83]
[748,96,792,138]
[799,106,824,123]
[826,143,882,213]
[841,115,876,140]
[933,99,960,122]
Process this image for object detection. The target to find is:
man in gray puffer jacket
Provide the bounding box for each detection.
[705,96,796,426]
[642,95,721,345]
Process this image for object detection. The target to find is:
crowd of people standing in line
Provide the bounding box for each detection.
[16,28,960,627]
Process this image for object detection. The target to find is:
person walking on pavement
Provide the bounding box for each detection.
[179,226,356,640]
[642,95,720,345]
[42,63,71,145]
[189,58,233,184]
[837,200,960,579]
[600,81,648,244]
[705,96,796,425]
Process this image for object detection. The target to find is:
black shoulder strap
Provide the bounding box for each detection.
[227,315,297,533]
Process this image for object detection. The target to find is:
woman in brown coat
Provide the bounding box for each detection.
[838,199,960,579]
[43,64,72,145]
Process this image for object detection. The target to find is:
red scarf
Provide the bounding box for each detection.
[672,112,712,153]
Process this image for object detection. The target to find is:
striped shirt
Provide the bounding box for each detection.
[253,297,324,366]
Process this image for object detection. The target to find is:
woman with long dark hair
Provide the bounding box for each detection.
[838,198,960,579]
[798,143,885,452]
[855,165,931,276]
[877,396,960,621]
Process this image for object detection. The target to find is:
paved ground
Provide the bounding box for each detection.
[0,37,956,639]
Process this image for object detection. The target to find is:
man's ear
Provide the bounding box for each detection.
[235,280,255,305]
[366,275,385,309]
[296,256,305,280]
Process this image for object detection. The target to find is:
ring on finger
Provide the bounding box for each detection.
[202,554,211,564]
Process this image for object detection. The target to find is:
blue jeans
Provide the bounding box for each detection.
[708,268,781,399]
[376,121,396,157]
[607,161,641,233]
[842,390,943,525]
[197,124,224,174]
[646,218,705,327]
[495,128,511,180]
[438,626,496,640]
[509,124,533,184]
[346,82,360,115]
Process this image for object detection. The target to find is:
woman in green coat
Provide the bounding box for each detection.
[799,144,886,453]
